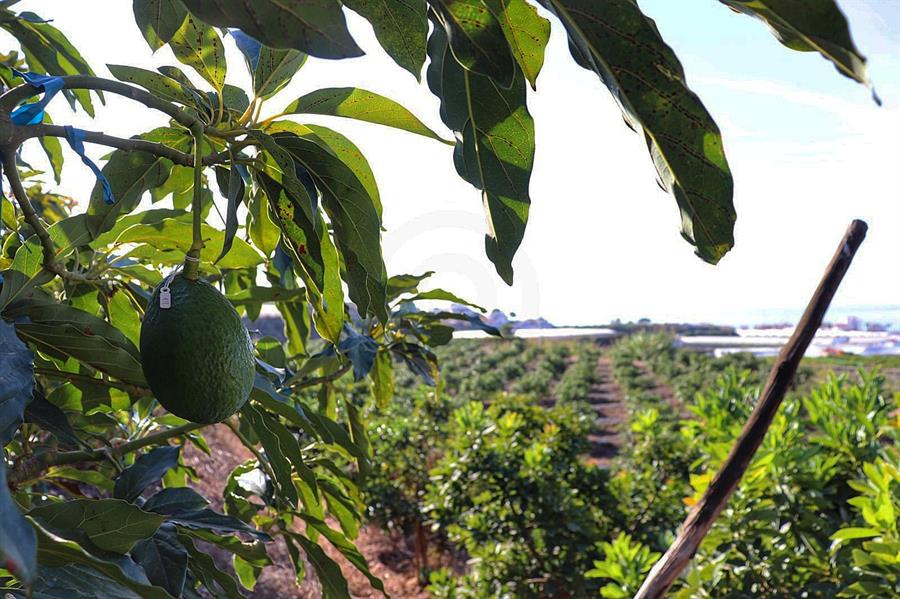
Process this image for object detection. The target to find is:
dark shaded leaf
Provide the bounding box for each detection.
[114,445,181,503]
[27,563,143,598]
[718,0,878,102]
[390,341,439,386]
[298,515,385,595]
[404,288,486,312]
[0,319,34,446]
[167,508,270,541]
[29,499,165,554]
[132,0,188,51]
[344,0,427,78]
[143,487,209,515]
[132,525,188,597]
[338,328,378,381]
[427,23,533,283]
[429,0,515,86]
[39,113,63,184]
[289,532,351,599]
[0,461,37,584]
[537,0,735,263]
[24,388,82,449]
[181,0,363,59]
[386,271,434,301]
[177,532,244,599]
[241,402,299,507]
[214,166,245,263]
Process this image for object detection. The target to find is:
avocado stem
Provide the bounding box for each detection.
[184,125,206,280]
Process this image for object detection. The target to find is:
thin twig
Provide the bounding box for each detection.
[635,219,869,598]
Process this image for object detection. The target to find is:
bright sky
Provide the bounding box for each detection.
[8,1,900,326]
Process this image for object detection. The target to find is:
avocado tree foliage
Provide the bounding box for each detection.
[0,0,875,596]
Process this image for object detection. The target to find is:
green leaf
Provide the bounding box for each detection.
[344,0,427,79]
[404,288,486,312]
[132,0,188,52]
[288,533,351,599]
[9,214,91,281]
[114,446,181,503]
[0,320,34,446]
[830,527,880,541]
[168,13,226,91]
[537,0,735,263]
[369,349,393,408]
[718,0,878,102]
[39,113,64,184]
[386,271,435,301]
[29,499,165,554]
[0,461,37,584]
[427,24,533,284]
[24,390,83,449]
[247,190,280,258]
[177,533,244,599]
[241,402,299,507]
[86,150,172,239]
[483,0,550,90]
[30,521,171,598]
[214,166,245,263]
[285,87,451,144]
[180,0,363,59]
[226,285,306,306]
[338,330,378,381]
[26,563,144,598]
[107,64,201,107]
[429,0,515,87]
[111,218,264,270]
[167,508,271,541]
[254,47,307,99]
[274,133,388,321]
[45,466,114,492]
[143,487,209,515]
[131,526,188,597]
[297,515,385,595]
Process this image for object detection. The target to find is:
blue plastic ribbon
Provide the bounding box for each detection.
[10,69,64,126]
[64,126,115,205]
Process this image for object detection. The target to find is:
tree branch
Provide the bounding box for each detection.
[1,148,94,283]
[16,123,231,167]
[635,219,869,598]
[33,367,151,397]
[8,422,205,487]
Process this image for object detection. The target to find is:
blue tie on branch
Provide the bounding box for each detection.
[10,69,64,126]
[63,126,115,205]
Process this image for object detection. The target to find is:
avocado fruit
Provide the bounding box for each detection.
[140,274,255,423]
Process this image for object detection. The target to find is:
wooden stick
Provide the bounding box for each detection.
[635,219,868,598]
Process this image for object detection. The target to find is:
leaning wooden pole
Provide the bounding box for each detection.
[635,219,868,598]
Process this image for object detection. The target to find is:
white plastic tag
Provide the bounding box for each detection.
[159,288,171,309]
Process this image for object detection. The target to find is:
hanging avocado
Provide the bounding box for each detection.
[140,274,255,423]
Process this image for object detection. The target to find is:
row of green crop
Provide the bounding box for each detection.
[604,333,899,597]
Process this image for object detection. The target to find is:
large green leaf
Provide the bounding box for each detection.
[131,526,188,597]
[177,533,244,599]
[284,87,451,144]
[107,64,201,107]
[30,521,171,598]
[0,461,37,584]
[29,499,165,554]
[111,218,264,270]
[344,0,427,78]
[86,150,172,239]
[240,403,299,507]
[483,0,550,90]
[538,0,735,263]
[40,113,64,184]
[274,133,388,321]
[254,47,307,99]
[9,215,91,281]
[114,446,181,503]
[26,563,144,598]
[429,0,515,87]
[168,13,226,91]
[427,24,533,284]
[132,0,189,52]
[718,0,877,102]
[246,190,280,258]
[180,0,363,59]
[288,532,351,599]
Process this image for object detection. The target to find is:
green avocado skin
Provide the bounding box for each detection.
[140,275,255,424]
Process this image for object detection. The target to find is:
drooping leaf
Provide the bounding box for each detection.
[0,461,37,584]
[86,149,172,238]
[29,499,165,554]
[0,319,34,446]
[718,0,878,102]
[180,0,363,59]
[344,0,427,78]
[166,508,271,541]
[427,24,533,284]
[338,329,378,381]
[168,13,226,91]
[537,0,735,263]
[254,47,307,99]
[9,214,91,282]
[390,341,439,386]
[284,87,451,143]
[404,288,486,312]
[214,166,245,263]
[246,190,280,258]
[114,445,181,503]
[386,271,435,301]
[177,533,244,599]
[483,0,550,89]
[297,515,385,595]
[30,521,170,598]
[369,349,394,408]
[131,525,188,597]
[240,402,299,507]
[288,532,351,599]
[132,0,188,52]
[429,0,516,86]
[39,113,64,184]
[24,388,82,449]
[273,133,388,321]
